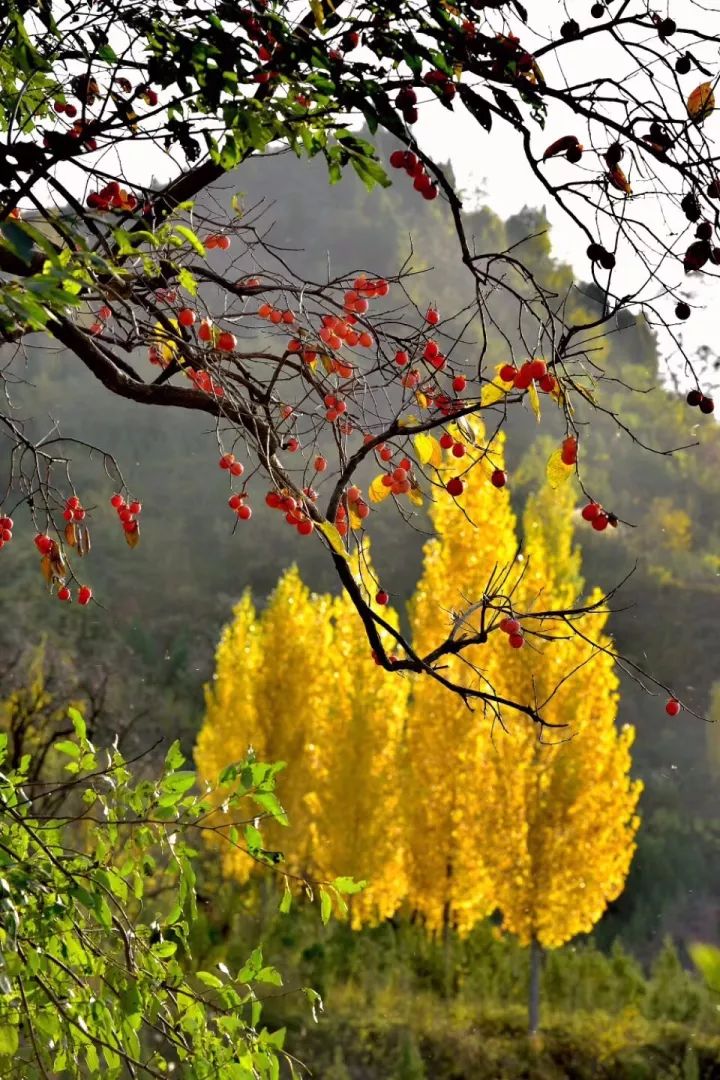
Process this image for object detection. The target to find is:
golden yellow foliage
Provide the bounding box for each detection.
[411,477,642,948]
[405,420,518,933]
[197,435,641,952]
[307,553,409,926]
[195,569,334,880]
[195,557,408,920]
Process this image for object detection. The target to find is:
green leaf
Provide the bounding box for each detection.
[97,43,118,62]
[178,267,198,296]
[68,707,86,740]
[319,887,332,925]
[279,881,292,914]
[164,739,185,771]
[54,739,80,758]
[331,876,366,895]
[196,970,224,989]
[256,966,283,986]
[174,224,206,256]
[0,1023,18,1055]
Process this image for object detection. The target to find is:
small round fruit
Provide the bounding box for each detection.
[490,469,507,489]
[78,585,92,606]
[389,150,405,169]
[499,364,517,383]
[539,373,557,394]
[237,504,252,520]
[499,617,521,634]
[395,350,409,367]
[675,301,691,320]
[219,453,235,469]
[665,698,681,716]
[675,54,691,75]
[592,512,609,531]
[446,476,464,497]
[451,443,465,459]
[687,389,703,407]
[514,364,534,391]
[314,455,328,472]
[58,585,71,602]
[35,534,53,555]
[66,495,80,510]
[508,632,525,649]
[591,2,604,17]
[529,359,547,381]
[217,331,237,352]
[582,502,602,521]
[297,518,314,535]
[228,494,243,510]
[452,375,467,393]
[178,308,196,327]
[426,307,440,325]
[439,432,454,450]
[376,590,389,605]
[230,462,244,477]
[700,396,715,414]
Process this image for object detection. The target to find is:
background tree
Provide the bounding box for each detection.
[403,421,517,938]
[196,567,333,879]
[196,445,642,1034]
[467,483,643,1032]
[196,556,408,921]
[305,553,409,927]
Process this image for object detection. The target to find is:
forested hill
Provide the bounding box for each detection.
[2,131,720,954]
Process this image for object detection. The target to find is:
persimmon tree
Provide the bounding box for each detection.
[1,0,718,721]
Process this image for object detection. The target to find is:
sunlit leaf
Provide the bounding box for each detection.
[546,447,574,489]
[527,381,541,422]
[688,81,715,123]
[413,432,442,467]
[481,380,509,407]
[125,523,140,548]
[317,520,349,558]
[368,474,392,503]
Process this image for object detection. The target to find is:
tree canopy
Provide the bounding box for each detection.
[2,0,719,722]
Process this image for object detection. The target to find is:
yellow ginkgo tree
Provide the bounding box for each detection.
[195,554,408,922]
[408,466,642,1030]
[196,423,642,1031]
[404,421,518,937]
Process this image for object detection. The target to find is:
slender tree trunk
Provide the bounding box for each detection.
[528,937,542,1035]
